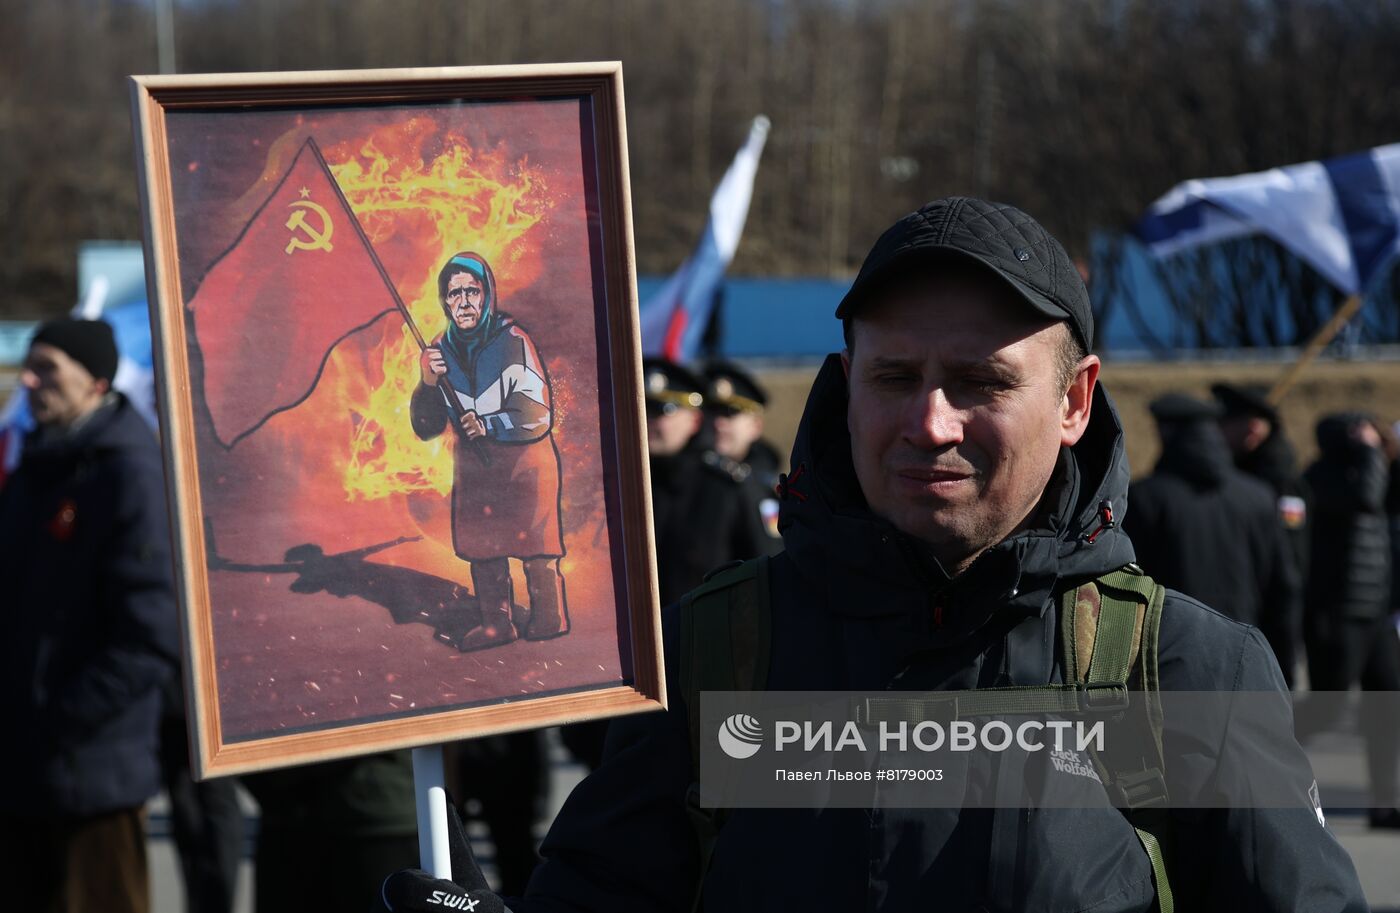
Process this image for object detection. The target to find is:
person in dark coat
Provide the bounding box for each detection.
[378,198,1366,912]
[1124,393,1302,684]
[1379,420,1400,616]
[701,360,784,548]
[451,732,548,896]
[159,672,244,913]
[1302,412,1400,826]
[0,318,180,913]
[411,252,569,651]
[1212,382,1310,578]
[643,357,773,607]
[244,752,419,913]
[701,360,782,484]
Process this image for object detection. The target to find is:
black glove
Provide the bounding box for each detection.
[376,799,507,913]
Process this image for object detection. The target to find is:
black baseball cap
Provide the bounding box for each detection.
[836,197,1094,352]
[1211,383,1279,426]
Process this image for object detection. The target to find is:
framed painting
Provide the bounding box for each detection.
[130,63,663,779]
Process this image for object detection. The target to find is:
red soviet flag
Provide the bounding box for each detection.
[187,138,398,448]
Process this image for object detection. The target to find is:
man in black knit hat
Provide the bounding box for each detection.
[0,318,179,913]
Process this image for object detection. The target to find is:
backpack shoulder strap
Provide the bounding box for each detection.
[1061,564,1173,913]
[679,556,773,767]
[678,556,772,911]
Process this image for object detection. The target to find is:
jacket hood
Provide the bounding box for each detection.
[776,355,1135,621]
[1153,419,1233,488]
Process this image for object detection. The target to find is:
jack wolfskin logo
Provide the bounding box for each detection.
[1049,748,1102,784]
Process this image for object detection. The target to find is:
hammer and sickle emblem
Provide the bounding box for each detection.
[284,200,335,255]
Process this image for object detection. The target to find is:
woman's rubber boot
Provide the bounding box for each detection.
[523,557,570,641]
[462,558,518,652]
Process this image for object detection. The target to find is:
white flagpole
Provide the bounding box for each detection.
[412,745,452,878]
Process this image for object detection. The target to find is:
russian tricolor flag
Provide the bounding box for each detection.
[1135,143,1400,296]
[640,116,771,362]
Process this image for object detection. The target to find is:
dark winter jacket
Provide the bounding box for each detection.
[1305,415,1392,622]
[1238,428,1311,578]
[1389,456,1400,612]
[741,437,783,490]
[243,750,417,837]
[650,448,773,607]
[0,394,179,817]
[1125,419,1301,680]
[1241,428,1303,496]
[519,358,1363,912]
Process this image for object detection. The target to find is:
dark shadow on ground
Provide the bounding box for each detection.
[204,522,519,647]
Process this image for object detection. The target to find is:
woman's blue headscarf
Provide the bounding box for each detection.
[437,252,501,367]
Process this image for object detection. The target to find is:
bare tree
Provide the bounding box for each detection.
[6,0,1400,334]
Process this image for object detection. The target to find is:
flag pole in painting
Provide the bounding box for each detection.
[309,141,490,466]
[639,115,770,363]
[1133,143,1400,400]
[187,137,485,463]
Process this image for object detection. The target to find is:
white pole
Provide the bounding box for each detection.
[412,745,452,879]
[77,275,110,320]
[154,0,176,75]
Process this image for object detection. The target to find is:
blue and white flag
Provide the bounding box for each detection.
[104,298,159,429]
[640,116,771,362]
[1135,143,1400,296]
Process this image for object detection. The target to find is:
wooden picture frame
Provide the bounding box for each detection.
[130,63,663,779]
